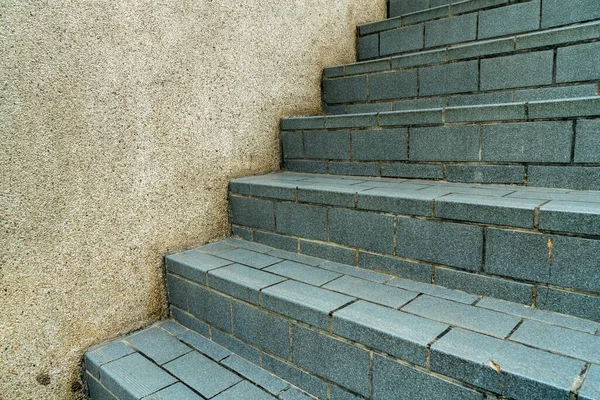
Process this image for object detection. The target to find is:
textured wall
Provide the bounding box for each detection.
[0,1,386,398]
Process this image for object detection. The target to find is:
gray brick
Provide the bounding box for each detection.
[261,280,354,329]
[163,352,241,398]
[575,119,600,163]
[486,229,600,293]
[528,166,600,191]
[514,84,597,102]
[231,302,289,359]
[159,320,188,336]
[254,231,298,253]
[262,354,328,399]
[410,125,480,161]
[391,49,446,69]
[292,325,370,397]
[393,97,447,111]
[224,236,278,253]
[326,105,346,115]
[334,300,447,366]
[431,0,452,6]
[187,282,232,332]
[324,76,368,104]
[297,184,356,207]
[435,267,533,304]
[403,6,450,25]
[279,388,318,400]
[170,307,210,337]
[230,180,297,201]
[300,241,356,266]
[323,66,344,79]
[212,329,261,364]
[86,373,117,400]
[357,187,434,216]
[517,21,600,50]
[481,51,554,90]
[446,103,526,123]
[326,114,377,129]
[281,117,324,131]
[212,380,276,400]
[434,193,544,228]
[542,0,600,28]
[276,202,328,241]
[420,60,479,96]
[387,277,479,304]
[373,354,484,400]
[450,0,508,14]
[100,353,177,400]
[166,250,233,284]
[221,355,289,396]
[197,241,238,255]
[580,364,600,400]
[381,163,444,179]
[482,121,573,162]
[218,248,282,269]
[266,248,324,266]
[359,18,402,36]
[233,226,253,241]
[346,102,392,114]
[446,165,525,184]
[176,329,231,361]
[430,328,586,400]
[329,208,395,254]
[379,108,443,126]
[478,1,540,39]
[304,131,349,160]
[330,385,363,400]
[426,13,478,47]
[167,273,188,310]
[86,341,135,379]
[557,42,600,83]
[328,162,379,177]
[357,34,379,61]
[125,327,191,365]
[537,286,600,322]
[528,97,600,119]
[448,37,515,60]
[345,59,390,76]
[449,92,513,107]
[353,128,408,161]
[208,264,286,304]
[380,24,424,56]
[389,0,430,17]
[369,70,419,101]
[265,260,340,286]
[359,252,432,282]
[539,201,600,236]
[284,160,327,174]
[476,297,599,334]
[282,132,303,159]
[396,217,483,270]
[325,275,417,308]
[231,196,275,230]
[511,319,600,363]
[320,260,393,283]
[402,295,520,337]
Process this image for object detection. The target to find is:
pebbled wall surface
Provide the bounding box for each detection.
[0,1,385,398]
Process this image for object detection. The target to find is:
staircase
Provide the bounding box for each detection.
[85,0,600,399]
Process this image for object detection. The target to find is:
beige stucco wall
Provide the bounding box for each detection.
[0,1,386,398]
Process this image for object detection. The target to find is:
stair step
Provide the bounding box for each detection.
[160,238,600,399]
[386,0,535,20]
[361,0,599,61]
[85,321,316,400]
[281,98,600,190]
[229,172,600,319]
[323,21,600,109]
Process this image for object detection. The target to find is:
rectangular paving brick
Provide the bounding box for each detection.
[261,280,354,329]
[292,325,370,397]
[86,341,135,379]
[230,196,275,230]
[208,264,286,304]
[212,380,277,400]
[537,287,600,323]
[187,282,232,332]
[266,248,324,267]
[217,248,282,269]
[380,24,424,56]
[276,202,328,241]
[478,0,540,39]
[166,250,233,284]
[254,231,298,253]
[222,355,289,396]
[528,165,600,191]
[358,187,434,216]
[300,241,357,266]
[304,131,350,160]
[352,128,408,161]
[324,76,368,104]
[539,201,600,236]
[480,51,554,90]
[359,252,432,282]
[176,329,231,361]
[262,354,328,399]
[446,165,525,184]
[333,300,448,366]
[410,125,480,162]
[329,208,395,254]
[212,329,261,364]
[369,69,419,101]
[542,0,600,27]
[575,119,600,163]
[387,278,478,304]
[125,327,191,365]
[320,260,393,283]
[580,364,600,400]
[170,307,210,337]
[265,260,341,286]
[324,275,416,308]
[425,13,477,47]
[419,60,479,96]
[167,273,188,311]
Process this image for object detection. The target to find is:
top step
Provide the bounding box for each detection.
[359,0,600,61]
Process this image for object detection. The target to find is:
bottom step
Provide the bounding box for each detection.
[85,320,315,400]
[161,238,600,400]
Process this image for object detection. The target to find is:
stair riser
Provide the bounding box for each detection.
[371,0,599,60]
[166,270,587,400]
[386,0,539,20]
[326,39,600,106]
[229,191,600,322]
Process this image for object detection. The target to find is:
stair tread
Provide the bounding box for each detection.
[159,238,600,399]
[85,321,316,400]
